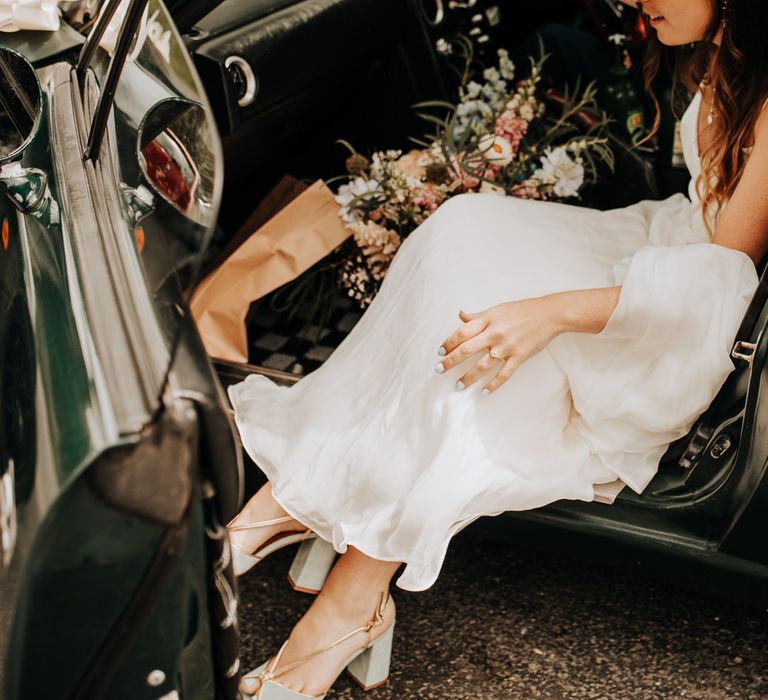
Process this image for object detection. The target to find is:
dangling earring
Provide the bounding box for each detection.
[721,0,729,28]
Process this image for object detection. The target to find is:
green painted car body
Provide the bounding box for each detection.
[0,3,241,698]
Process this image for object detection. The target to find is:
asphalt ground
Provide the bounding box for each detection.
[236,529,768,700]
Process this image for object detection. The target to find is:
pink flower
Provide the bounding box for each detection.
[509,179,547,200]
[443,152,481,192]
[462,174,480,191]
[412,185,445,212]
[483,164,503,181]
[494,111,528,156]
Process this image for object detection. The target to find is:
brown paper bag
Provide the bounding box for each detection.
[201,175,310,277]
[191,179,350,363]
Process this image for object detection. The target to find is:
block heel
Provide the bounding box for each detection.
[346,618,395,690]
[287,536,337,594]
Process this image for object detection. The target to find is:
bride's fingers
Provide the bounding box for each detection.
[458,308,482,323]
[438,332,490,372]
[482,355,519,394]
[456,350,499,389]
[439,317,488,357]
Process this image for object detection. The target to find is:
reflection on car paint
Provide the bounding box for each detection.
[0,460,17,568]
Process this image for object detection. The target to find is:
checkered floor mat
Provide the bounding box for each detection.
[247,294,363,376]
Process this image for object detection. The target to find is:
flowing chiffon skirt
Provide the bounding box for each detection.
[229,191,757,590]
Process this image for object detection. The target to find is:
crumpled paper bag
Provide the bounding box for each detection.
[0,0,60,32]
[191,179,350,363]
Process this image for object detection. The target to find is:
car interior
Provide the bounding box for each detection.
[169,0,764,535]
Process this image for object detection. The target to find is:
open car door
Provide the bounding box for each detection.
[0,2,243,698]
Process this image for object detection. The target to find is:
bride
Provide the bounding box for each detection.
[226,1,767,696]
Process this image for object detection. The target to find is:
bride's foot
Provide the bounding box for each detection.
[240,586,397,697]
[228,483,309,558]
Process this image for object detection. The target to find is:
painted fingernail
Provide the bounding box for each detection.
[456,380,465,391]
[438,346,446,356]
[481,388,491,396]
[435,362,445,374]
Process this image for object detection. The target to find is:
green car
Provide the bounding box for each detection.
[0,2,241,698]
[1,1,767,699]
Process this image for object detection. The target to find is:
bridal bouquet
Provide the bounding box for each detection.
[335,48,614,308]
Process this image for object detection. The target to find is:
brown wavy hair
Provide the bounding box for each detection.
[642,0,768,233]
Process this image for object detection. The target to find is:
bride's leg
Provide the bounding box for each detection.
[241,546,401,697]
[228,482,307,555]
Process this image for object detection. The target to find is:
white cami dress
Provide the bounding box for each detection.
[228,90,758,591]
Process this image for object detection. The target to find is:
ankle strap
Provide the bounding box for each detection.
[247,590,391,692]
[227,514,295,532]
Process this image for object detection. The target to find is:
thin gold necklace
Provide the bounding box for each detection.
[700,78,716,125]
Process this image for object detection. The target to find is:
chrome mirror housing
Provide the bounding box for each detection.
[0,46,56,222]
[137,98,217,229]
[0,46,41,164]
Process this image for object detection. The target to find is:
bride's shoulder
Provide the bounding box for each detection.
[730,103,768,182]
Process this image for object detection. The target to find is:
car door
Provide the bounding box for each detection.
[0,1,242,698]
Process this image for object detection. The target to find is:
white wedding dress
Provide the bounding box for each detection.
[228,90,758,591]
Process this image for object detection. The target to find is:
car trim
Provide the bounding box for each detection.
[47,63,169,434]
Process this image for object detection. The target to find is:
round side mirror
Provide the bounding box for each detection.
[0,46,41,164]
[137,98,217,228]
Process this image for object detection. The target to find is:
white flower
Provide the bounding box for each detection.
[537,147,584,198]
[335,177,380,222]
[465,81,482,99]
[519,103,535,121]
[436,37,453,55]
[477,134,514,166]
[497,49,515,80]
[482,81,506,103]
[479,181,506,196]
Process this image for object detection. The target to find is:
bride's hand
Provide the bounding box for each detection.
[437,296,565,394]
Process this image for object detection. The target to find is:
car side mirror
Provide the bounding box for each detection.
[138,98,217,229]
[0,46,55,223]
[0,46,41,163]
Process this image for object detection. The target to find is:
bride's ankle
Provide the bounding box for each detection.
[319,586,394,623]
[227,486,307,552]
[235,483,291,522]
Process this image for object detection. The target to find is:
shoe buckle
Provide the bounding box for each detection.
[364,616,382,633]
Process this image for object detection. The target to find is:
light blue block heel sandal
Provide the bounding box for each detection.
[239,591,395,699]
[228,514,316,577]
[287,537,337,594]
[345,619,395,690]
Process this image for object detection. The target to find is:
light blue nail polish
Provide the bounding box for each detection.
[481,388,490,396]
[435,362,445,374]
[456,380,465,391]
[438,346,446,356]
